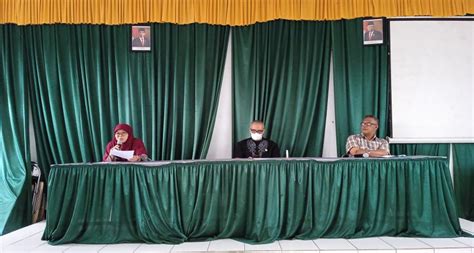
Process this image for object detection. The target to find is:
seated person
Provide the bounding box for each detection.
[345,115,389,157]
[103,123,148,162]
[233,120,280,158]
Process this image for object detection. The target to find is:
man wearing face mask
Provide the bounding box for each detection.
[233,120,281,158]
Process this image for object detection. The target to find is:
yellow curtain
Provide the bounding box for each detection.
[1,0,473,25]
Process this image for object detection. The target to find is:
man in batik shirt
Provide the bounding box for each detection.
[233,120,280,158]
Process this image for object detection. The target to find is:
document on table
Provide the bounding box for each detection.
[110,149,134,160]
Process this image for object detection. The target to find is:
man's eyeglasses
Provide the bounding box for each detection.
[361,122,377,127]
[250,129,264,134]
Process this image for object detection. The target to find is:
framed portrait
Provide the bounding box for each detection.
[363,19,384,45]
[131,25,151,51]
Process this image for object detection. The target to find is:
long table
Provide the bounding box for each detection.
[42,157,464,244]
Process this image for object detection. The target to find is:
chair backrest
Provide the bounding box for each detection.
[32,162,41,178]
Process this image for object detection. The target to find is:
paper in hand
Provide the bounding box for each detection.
[110,149,134,160]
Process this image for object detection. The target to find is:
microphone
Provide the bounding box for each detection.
[140,154,151,162]
[116,140,123,150]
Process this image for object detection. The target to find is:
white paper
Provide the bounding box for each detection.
[110,149,134,160]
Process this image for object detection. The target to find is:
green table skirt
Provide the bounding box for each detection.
[42,157,463,244]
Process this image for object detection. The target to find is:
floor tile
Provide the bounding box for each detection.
[380,237,433,252]
[417,238,470,248]
[65,244,107,253]
[2,247,33,253]
[392,250,434,253]
[308,250,353,253]
[434,249,471,253]
[4,231,46,252]
[4,220,474,253]
[453,237,474,247]
[30,243,73,253]
[356,250,395,253]
[278,239,318,251]
[134,243,174,253]
[171,241,210,252]
[0,222,46,246]
[459,219,474,234]
[208,239,244,251]
[349,237,395,250]
[313,238,356,251]
[99,243,141,253]
[244,241,281,251]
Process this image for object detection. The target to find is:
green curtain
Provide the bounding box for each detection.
[331,19,390,156]
[453,144,474,221]
[0,25,32,234]
[43,158,463,245]
[232,20,331,157]
[390,144,450,157]
[21,24,229,175]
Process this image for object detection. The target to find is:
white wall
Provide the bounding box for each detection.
[29,106,37,162]
[206,35,233,159]
[322,54,338,157]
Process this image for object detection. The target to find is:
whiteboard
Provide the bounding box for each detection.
[389,19,474,143]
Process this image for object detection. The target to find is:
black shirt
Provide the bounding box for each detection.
[232,138,281,158]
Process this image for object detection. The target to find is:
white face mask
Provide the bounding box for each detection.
[250,132,263,141]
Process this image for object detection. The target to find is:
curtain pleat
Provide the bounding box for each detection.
[232,20,331,157]
[452,144,474,221]
[390,144,450,157]
[390,143,474,221]
[0,25,31,235]
[1,0,473,25]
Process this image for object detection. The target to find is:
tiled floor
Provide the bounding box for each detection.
[1,219,472,253]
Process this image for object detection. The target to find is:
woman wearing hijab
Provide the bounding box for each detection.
[103,123,148,162]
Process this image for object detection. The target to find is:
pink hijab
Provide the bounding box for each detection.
[103,123,147,161]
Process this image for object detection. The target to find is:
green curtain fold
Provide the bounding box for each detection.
[390,144,450,157]
[43,158,464,245]
[331,18,390,156]
[0,25,32,234]
[232,20,331,157]
[22,24,229,175]
[390,143,473,221]
[453,144,474,221]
